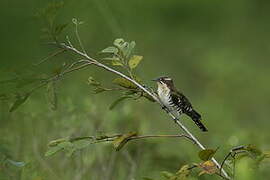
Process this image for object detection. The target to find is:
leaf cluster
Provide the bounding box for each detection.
[221,144,270,174]
[35,1,68,41]
[146,145,270,180]
[86,38,155,109]
[45,132,138,157]
[100,38,143,72]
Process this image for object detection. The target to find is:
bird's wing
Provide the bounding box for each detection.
[170,90,193,111]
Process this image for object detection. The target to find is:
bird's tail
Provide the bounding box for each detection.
[186,110,208,132]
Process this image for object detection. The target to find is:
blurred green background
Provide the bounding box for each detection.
[1,0,270,179]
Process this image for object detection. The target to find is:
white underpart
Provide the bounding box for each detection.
[157,82,180,116]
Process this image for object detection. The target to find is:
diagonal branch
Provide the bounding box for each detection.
[54,42,230,179]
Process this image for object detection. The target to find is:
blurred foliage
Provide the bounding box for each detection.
[1,0,270,180]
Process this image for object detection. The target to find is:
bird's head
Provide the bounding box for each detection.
[152,76,174,89]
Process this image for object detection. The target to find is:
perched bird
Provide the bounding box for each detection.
[153,76,207,132]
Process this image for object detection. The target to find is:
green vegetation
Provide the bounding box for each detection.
[1,0,270,179]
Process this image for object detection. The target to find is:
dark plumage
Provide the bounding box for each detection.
[154,76,208,132]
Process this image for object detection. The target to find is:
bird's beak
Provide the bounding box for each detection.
[152,78,159,82]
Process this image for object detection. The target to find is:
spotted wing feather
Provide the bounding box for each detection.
[170,91,208,132]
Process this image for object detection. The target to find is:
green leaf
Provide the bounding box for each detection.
[256,154,267,165]
[58,141,73,149]
[93,87,106,94]
[121,42,130,57]
[113,38,125,48]
[45,141,75,157]
[126,41,136,58]
[58,141,75,157]
[9,93,30,112]
[103,57,124,66]
[72,139,91,151]
[175,165,191,180]
[161,165,190,180]
[48,138,69,147]
[245,144,262,158]
[47,81,57,111]
[198,160,218,175]
[198,149,217,161]
[254,151,270,164]
[263,151,270,158]
[128,55,143,69]
[46,138,91,157]
[6,159,26,167]
[54,23,69,35]
[198,171,206,176]
[113,78,137,89]
[100,46,118,54]
[88,76,101,86]
[109,96,132,110]
[111,59,124,66]
[112,132,137,151]
[36,1,64,27]
[45,145,63,157]
[113,38,130,57]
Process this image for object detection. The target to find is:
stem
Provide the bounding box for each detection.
[34,49,66,65]
[57,42,230,179]
[220,152,232,176]
[128,134,195,143]
[74,22,86,54]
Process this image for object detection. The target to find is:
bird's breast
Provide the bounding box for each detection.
[157,87,180,116]
[157,87,172,108]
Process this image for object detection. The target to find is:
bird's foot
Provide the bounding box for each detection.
[173,117,178,124]
[162,106,170,113]
[161,105,167,110]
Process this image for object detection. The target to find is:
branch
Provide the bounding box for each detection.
[220,152,233,177]
[49,42,230,179]
[26,59,93,98]
[34,49,66,66]
[68,134,194,147]
[128,134,195,143]
[220,146,247,177]
[48,133,194,150]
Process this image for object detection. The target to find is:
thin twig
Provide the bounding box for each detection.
[66,35,74,48]
[220,152,232,176]
[62,62,92,75]
[74,21,86,54]
[34,49,66,66]
[69,136,95,142]
[128,134,195,143]
[27,61,93,98]
[62,60,91,74]
[50,42,230,179]
[69,134,193,145]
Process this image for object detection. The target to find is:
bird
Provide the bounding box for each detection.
[153,76,208,132]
